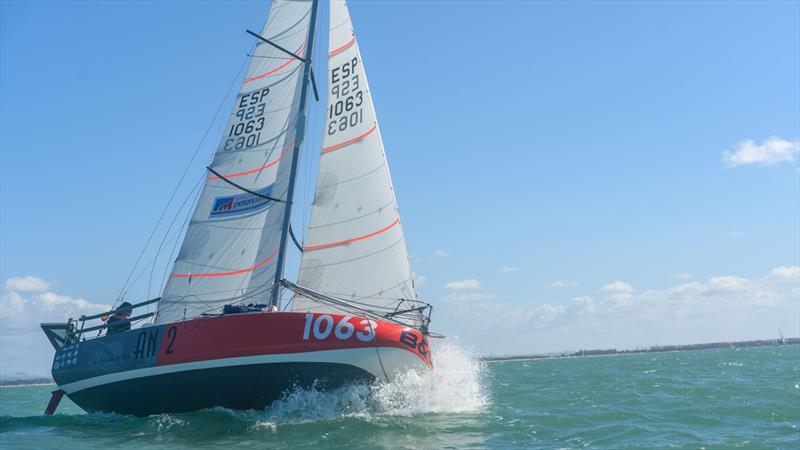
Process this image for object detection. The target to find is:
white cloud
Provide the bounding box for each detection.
[4,276,51,293]
[1,277,110,378]
[501,266,518,273]
[766,266,800,282]
[439,266,800,355]
[723,136,799,168]
[727,231,744,238]
[548,280,578,289]
[433,249,449,257]
[707,275,748,292]
[442,291,496,303]
[601,281,634,294]
[673,273,692,280]
[443,279,481,290]
[413,273,427,287]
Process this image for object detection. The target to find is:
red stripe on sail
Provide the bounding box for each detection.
[171,248,279,279]
[329,37,355,57]
[244,44,306,84]
[321,125,377,154]
[208,139,295,181]
[304,218,400,251]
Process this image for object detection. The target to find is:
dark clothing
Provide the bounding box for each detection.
[106,315,131,335]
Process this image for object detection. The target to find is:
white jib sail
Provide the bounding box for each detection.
[293,0,422,327]
[157,0,313,324]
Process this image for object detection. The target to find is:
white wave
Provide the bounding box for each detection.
[152,414,187,432]
[371,341,488,415]
[264,382,372,424]
[256,341,488,424]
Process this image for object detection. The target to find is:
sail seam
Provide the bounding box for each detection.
[304,218,400,251]
[171,248,279,279]
[244,43,306,84]
[329,36,355,56]
[264,6,312,41]
[300,236,403,269]
[308,198,394,229]
[306,277,413,303]
[314,161,387,190]
[321,124,377,153]
[208,139,295,180]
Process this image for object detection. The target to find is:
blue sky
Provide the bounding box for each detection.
[1,0,798,375]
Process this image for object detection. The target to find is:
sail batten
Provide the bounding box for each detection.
[293,0,423,328]
[156,0,315,324]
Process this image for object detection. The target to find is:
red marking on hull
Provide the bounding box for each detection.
[156,312,430,368]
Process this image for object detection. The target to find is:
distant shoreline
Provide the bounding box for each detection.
[481,337,800,362]
[0,378,55,387]
[0,381,55,388]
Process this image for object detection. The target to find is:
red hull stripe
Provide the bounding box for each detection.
[154,312,432,368]
[329,37,356,57]
[244,44,306,84]
[208,139,295,181]
[304,218,400,251]
[322,125,377,154]
[171,248,279,279]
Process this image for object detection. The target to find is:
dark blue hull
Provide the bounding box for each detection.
[68,361,373,416]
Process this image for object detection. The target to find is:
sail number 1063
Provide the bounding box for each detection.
[302,314,377,342]
[327,57,364,136]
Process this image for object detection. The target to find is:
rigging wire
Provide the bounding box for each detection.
[246,53,296,60]
[147,173,205,299]
[296,18,326,267]
[157,15,275,313]
[118,180,202,316]
[283,280,433,332]
[112,53,251,310]
[158,179,203,296]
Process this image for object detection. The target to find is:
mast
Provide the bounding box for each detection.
[271,0,320,308]
[157,0,319,324]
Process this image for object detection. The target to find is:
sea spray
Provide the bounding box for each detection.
[370,341,488,415]
[251,341,487,425]
[255,383,372,425]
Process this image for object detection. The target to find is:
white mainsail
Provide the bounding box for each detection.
[157,0,314,323]
[293,0,422,327]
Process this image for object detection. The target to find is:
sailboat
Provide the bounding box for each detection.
[40,0,436,417]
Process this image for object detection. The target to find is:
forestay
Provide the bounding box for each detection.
[157,0,313,324]
[293,0,423,327]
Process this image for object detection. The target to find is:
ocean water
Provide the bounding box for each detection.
[1,344,798,449]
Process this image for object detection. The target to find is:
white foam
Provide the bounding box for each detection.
[152,414,187,432]
[258,341,488,423]
[371,341,488,415]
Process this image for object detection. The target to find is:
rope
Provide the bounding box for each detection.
[289,224,304,252]
[283,280,432,332]
[206,166,286,203]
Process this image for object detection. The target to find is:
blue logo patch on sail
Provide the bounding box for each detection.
[209,185,275,218]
